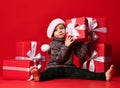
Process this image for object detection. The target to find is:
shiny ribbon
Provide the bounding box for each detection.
[27,41,41,63]
[66,18,86,40]
[86,17,107,41]
[15,56,46,61]
[3,66,30,72]
[82,50,111,72]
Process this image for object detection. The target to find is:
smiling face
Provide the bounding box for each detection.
[52,24,66,39]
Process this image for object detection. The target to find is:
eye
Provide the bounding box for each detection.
[60,27,63,29]
[59,26,65,29]
[54,28,58,32]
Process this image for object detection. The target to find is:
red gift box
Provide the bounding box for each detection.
[86,17,108,43]
[82,43,112,72]
[15,41,45,60]
[2,59,46,80]
[66,17,87,42]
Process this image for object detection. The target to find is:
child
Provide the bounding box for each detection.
[31,18,115,81]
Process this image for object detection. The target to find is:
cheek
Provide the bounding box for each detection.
[54,32,58,36]
[63,30,66,34]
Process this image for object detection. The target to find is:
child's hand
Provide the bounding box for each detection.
[65,36,74,47]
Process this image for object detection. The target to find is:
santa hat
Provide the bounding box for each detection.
[47,18,65,39]
[41,44,50,52]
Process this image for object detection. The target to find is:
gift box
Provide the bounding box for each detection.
[66,17,87,42]
[82,43,112,72]
[2,59,46,80]
[15,41,45,60]
[86,17,108,43]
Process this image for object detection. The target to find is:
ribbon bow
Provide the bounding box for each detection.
[86,17,107,41]
[66,18,86,40]
[83,50,98,72]
[27,41,42,68]
[27,41,41,64]
[82,50,111,72]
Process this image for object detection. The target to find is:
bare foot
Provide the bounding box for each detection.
[30,66,40,81]
[105,65,116,81]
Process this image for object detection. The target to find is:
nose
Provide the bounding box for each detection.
[58,29,62,33]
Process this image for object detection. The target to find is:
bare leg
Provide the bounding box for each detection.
[105,65,116,81]
[30,66,40,81]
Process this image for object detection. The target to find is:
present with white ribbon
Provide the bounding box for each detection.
[15,41,46,70]
[3,59,46,80]
[15,41,44,61]
[82,43,112,72]
[66,17,87,42]
[2,60,44,80]
[15,41,45,70]
[15,41,46,80]
[86,17,108,43]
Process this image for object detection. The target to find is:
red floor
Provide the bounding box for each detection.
[0,75,120,88]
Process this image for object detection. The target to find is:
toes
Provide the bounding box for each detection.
[110,65,115,68]
[30,66,38,72]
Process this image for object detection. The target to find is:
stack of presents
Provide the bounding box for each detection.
[2,17,112,80]
[2,41,46,80]
[66,17,112,72]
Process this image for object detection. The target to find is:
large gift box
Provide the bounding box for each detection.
[82,43,112,72]
[15,41,45,60]
[86,17,108,43]
[66,17,87,42]
[2,59,46,80]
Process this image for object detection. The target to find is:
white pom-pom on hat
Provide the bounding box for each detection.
[47,18,65,39]
[41,44,50,52]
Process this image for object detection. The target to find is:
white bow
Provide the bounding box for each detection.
[66,18,86,40]
[27,41,41,62]
[86,17,107,41]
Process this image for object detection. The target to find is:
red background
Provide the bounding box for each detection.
[0,0,120,73]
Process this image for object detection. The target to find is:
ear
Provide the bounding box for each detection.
[41,44,50,52]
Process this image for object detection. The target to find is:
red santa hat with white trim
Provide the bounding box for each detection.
[41,18,65,52]
[47,18,65,38]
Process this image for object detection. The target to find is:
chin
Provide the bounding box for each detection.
[59,36,65,39]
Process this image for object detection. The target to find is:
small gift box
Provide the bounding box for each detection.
[86,17,108,43]
[82,43,112,72]
[2,59,46,80]
[66,17,87,42]
[15,41,45,61]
